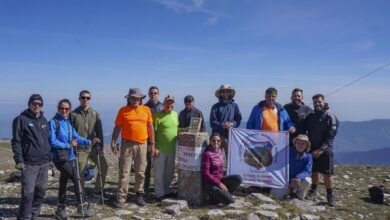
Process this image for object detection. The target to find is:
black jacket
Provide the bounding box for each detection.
[304,104,339,152]
[11,109,51,165]
[284,102,313,143]
[178,107,206,132]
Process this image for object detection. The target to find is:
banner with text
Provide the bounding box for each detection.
[177,145,206,171]
[227,128,289,188]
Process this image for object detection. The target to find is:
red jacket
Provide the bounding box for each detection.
[201,146,224,185]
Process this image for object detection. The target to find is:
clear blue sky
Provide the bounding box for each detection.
[1,0,390,137]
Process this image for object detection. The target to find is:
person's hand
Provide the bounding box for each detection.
[92,138,101,145]
[223,122,233,129]
[291,178,301,187]
[15,162,25,171]
[219,182,228,192]
[111,144,119,156]
[312,149,323,158]
[71,139,78,147]
[151,145,160,157]
[288,127,296,134]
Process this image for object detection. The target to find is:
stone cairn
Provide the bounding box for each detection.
[177,132,209,206]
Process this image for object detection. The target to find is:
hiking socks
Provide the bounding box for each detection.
[326,188,336,207]
[326,188,333,197]
[310,184,318,193]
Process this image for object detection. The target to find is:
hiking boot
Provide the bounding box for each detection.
[136,193,146,206]
[327,194,336,207]
[77,203,96,217]
[54,205,68,220]
[306,189,318,199]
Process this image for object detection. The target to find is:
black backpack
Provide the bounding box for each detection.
[369,185,385,204]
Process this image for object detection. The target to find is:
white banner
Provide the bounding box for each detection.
[227,128,289,188]
[177,145,206,171]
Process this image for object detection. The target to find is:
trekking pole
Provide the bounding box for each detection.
[74,146,85,217]
[96,145,105,209]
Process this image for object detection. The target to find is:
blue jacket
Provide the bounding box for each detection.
[49,113,91,162]
[210,99,242,138]
[289,147,312,180]
[246,101,294,131]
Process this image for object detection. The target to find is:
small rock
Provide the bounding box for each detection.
[137,208,147,214]
[165,204,181,215]
[102,217,122,220]
[342,175,349,179]
[0,170,5,175]
[357,213,364,219]
[161,199,188,209]
[180,216,200,220]
[246,213,260,220]
[228,201,252,209]
[132,215,145,220]
[301,214,320,220]
[115,210,133,216]
[249,193,275,203]
[225,210,246,217]
[259,204,281,210]
[289,199,325,213]
[255,210,278,219]
[207,209,225,217]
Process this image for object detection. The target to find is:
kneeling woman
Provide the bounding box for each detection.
[49,99,99,219]
[201,133,242,205]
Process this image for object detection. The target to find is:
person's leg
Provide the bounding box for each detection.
[18,164,39,220]
[117,141,134,203]
[209,184,235,205]
[89,147,108,194]
[77,149,90,193]
[221,175,242,193]
[271,187,289,200]
[144,150,152,192]
[133,142,147,194]
[164,152,176,195]
[55,161,74,205]
[296,177,311,200]
[31,162,49,217]
[153,152,166,198]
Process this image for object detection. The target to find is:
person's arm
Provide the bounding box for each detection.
[11,117,24,165]
[201,151,221,186]
[200,111,206,132]
[246,106,256,129]
[322,113,339,151]
[282,110,296,134]
[94,112,104,149]
[71,125,92,146]
[232,103,242,128]
[210,105,223,131]
[147,121,158,156]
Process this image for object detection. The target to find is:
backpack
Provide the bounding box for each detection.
[369,185,385,204]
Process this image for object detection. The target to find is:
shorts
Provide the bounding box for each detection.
[312,151,334,175]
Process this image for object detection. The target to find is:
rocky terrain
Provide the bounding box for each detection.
[1,142,390,220]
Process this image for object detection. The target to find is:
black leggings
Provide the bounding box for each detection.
[55,160,83,205]
[203,175,242,205]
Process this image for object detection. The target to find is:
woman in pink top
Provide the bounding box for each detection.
[201,133,242,205]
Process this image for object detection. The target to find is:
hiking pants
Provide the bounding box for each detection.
[55,160,83,205]
[203,175,242,205]
[18,162,49,220]
[153,152,175,198]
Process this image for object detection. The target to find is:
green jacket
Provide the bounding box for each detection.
[71,106,104,148]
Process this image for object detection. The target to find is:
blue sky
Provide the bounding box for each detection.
[1,0,390,137]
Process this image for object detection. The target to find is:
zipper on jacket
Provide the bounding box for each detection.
[37,117,44,144]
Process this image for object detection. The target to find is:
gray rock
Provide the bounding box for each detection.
[246,213,260,220]
[102,217,122,220]
[115,209,133,216]
[225,210,246,217]
[180,216,200,220]
[161,198,188,209]
[0,170,5,175]
[259,204,281,210]
[132,216,145,220]
[207,209,225,217]
[289,198,325,213]
[301,214,320,220]
[165,204,181,215]
[228,201,252,209]
[249,193,275,203]
[255,210,278,219]
[342,175,350,179]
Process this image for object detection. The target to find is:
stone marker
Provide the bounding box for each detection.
[177,132,209,205]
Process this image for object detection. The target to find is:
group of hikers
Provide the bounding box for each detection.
[11,84,338,220]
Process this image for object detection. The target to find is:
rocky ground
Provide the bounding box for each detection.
[1,142,390,220]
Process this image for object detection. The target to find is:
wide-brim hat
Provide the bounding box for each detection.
[215,84,236,98]
[124,88,146,99]
[293,134,311,152]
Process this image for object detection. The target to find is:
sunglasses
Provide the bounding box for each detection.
[59,107,70,111]
[31,102,43,107]
[211,139,221,143]
[80,96,91,100]
[149,92,158,95]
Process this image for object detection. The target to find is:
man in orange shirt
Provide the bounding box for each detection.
[247,87,296,133]
[111,88,155,207]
